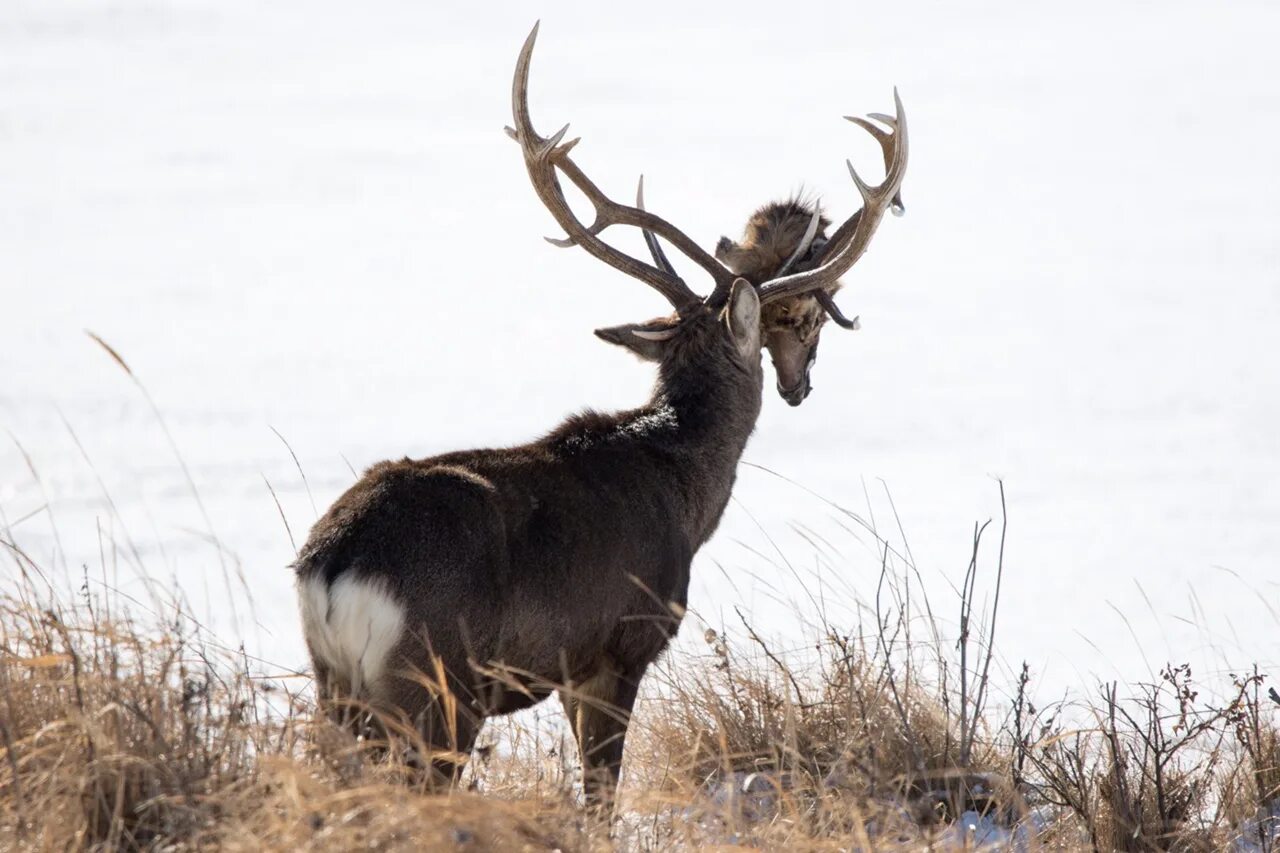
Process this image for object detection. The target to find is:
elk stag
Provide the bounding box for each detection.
[294,22,907,807]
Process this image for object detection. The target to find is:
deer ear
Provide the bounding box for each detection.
[724,278,761,358]
[594,321,676,363]
[715,236,746,273]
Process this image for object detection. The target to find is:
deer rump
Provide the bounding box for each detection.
[296,443,696,718]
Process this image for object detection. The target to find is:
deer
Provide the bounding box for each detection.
[294,22,908,809]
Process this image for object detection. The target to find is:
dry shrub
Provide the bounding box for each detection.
[1022,667,1280,852]
[0,594,263,848]
[637,630,993,793]
[626,619,1018,849]
[626,494,1022,848]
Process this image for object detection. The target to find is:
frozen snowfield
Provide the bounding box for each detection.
[2,0,1278,699]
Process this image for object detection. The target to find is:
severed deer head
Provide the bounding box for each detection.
[639,97,908,405]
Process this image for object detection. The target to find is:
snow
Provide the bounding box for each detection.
[1232,802,1280,852]
[2,0,1278,698]
[696,772,1048,850]
[936,810,1045,852]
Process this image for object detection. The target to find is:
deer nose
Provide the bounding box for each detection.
[778,377,810,407]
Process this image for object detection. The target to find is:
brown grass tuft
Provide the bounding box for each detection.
[0,591,595,851]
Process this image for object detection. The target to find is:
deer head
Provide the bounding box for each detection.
[715,199,838,405]
[651,112,909,406]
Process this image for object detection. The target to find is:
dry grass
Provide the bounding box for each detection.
[3,410,1277,851]
[2,569,1279,851]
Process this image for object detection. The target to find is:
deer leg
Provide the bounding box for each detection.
[380,668,480,789]
[559,662,642,811]
[311,657,383,745]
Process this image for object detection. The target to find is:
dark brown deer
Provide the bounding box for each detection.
[294,22,907,807]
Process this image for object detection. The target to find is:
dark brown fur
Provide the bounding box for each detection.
[295,283,763,805]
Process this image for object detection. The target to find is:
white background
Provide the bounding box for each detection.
[2,0,1277,703]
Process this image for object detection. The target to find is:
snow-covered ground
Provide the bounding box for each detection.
[2,0,1278,700]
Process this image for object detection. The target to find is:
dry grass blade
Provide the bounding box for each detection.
[85,330,133,377]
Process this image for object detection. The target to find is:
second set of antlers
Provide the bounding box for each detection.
[504,22,908,320]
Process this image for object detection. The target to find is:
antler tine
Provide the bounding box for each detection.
[773,206,823,277]
[815,290,860,330]
[509,23,735,310]
[636,175,678,278]
[847,113,905,217]
[758,88,909,311]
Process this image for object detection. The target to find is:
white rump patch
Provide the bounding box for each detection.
[299,573,405,697]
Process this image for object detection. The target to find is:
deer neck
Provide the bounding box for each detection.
[650,346,763,546]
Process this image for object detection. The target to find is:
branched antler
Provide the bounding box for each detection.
[757,93,909,314]
[506,23,736,309]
